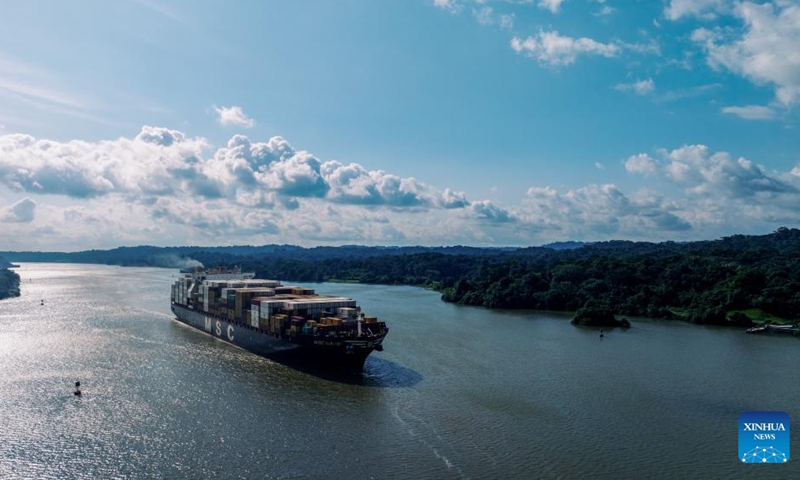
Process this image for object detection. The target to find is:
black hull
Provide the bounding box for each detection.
[171,304,379,370]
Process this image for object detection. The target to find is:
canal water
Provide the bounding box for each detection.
[0,263,797,479]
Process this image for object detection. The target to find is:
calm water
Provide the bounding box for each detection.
[0,263,797,479]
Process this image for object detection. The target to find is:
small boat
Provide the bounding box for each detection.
[745,326,767,334]
[746,325,798,334]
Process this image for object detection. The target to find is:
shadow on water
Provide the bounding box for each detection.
[270,355,423,388]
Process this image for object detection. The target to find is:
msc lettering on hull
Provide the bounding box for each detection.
[204,317,234,341]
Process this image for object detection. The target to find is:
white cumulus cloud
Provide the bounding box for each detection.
[624,153,659,175]
[212,105,256,128]
[0,126,488,248]
[693,1,800,106]
[0,126,209,198]
[470,199,516,223]
[2,197,36,222]
[539,0,567,14]
[519,184,691,236]
[510,31,619,66]
[3,126,800,249]
[0,126,473,211]
[627,144,798,199]
[665,0,727,20]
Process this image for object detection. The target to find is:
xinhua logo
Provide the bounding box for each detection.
[739,411,790,463]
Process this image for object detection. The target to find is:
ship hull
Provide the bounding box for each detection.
[171,304,377,370]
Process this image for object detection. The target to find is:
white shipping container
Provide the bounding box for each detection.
[258,300,285,319]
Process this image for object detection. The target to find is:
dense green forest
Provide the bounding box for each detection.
[438,229,800,327]
[184,229,800,327]
[0,257,20,301]
[4,229,800,326]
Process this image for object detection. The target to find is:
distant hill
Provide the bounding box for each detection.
[542,241,593,250]
[0,244,518,267]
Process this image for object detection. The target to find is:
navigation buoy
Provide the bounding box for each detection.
[599,329,605,339]
[73,381,81,396]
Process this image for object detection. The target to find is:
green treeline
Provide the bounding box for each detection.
[190,251,479,287]
[0,257,21,300]
[190,228,800,326]
[3,229,800,326]
[440,229,800,326]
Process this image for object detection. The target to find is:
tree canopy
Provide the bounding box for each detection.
[3,228,800,325]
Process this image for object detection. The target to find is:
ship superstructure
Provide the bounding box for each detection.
[170,267,387,369]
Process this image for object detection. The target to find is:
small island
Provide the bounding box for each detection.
[571,303,631,328]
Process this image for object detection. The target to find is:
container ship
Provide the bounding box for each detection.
[170,267,388,370]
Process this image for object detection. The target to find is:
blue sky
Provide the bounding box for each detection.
[0,0,799,250]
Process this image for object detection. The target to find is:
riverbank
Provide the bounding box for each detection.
[0,266,21,301]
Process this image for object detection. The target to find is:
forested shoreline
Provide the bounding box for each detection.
[3,229,800,326]
[177,228,800,327]
[0,257,20,301]
[212,229,799,327]
[437,228,800,327]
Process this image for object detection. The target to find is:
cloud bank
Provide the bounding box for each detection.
[1,126,799,250]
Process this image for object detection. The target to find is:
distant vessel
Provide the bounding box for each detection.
[746,324,798,335]
[170,267,388,370]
